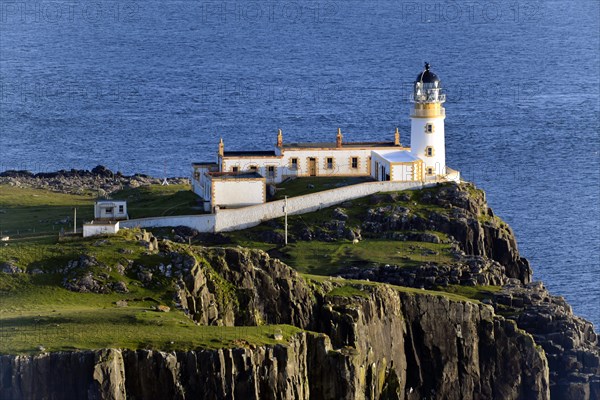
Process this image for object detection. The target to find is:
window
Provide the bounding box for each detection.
[105,207,113,214]
[425,123,434,133]
[351,157,359,169]
[118,205,124,213]
[326,157,334,169]
[290,158,298,170]
[426,167,434,175]
[193,171,200,180]
[267,166,276,178]
[232,166,239,173]
[249,165,258,171]
[425,146,434,157]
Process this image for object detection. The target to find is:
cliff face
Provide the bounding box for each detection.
[0,279,550,400]
[310,285,550,400]
[493,282,600,399]
[173,246,315,328]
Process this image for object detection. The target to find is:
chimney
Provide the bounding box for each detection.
[277,129,283,147]
[218,138,224,157]
[394,127,401,146]
[336,128,343,148]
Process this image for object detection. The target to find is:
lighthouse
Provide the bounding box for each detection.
[410,62,446,179]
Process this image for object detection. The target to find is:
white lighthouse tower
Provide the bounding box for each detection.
[410,62,447,180]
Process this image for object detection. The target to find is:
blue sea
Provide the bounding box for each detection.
[1,0,598,326]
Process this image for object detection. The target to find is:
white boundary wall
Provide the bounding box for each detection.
[83,221,120,237]
[120,214,216,232]
[214,181,432,231]
[120,180,435,233]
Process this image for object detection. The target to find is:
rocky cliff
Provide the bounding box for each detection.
[0,280,550,400]
[357,184,532,283]
[1,182,597,399]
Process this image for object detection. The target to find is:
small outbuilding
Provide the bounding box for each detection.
[371,150,423,181]
[193,170,266,212]
[83,220,120,237]
[94,200,128,220]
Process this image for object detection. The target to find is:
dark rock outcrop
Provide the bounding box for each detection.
[338,255,514,288]
[360,183,532,283]
[493,282,600,399]
[0,166,188,195]
[175,246,315,328]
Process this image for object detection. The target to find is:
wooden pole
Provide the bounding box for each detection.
[284,196,288,246]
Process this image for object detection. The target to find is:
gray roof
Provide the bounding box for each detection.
[223,150,277,157]
[192,161,218,166]
[208,171,264,180]
[282,141,397,149]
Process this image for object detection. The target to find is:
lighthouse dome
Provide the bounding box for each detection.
[416,62,440,84]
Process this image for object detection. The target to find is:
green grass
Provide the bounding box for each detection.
[0,184,201,243]
[0,295,302,355]
[112,184,203,219]
[0,236,302,355]
[212,237,455,276]
[0,185,96,241]
[277,239,455,275]
[209,187,458,277]
[303,274,485,304]
[272,176,373,200]
[0,229,162,273]
[436,284,502,301]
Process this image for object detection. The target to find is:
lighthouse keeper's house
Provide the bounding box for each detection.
[192,63,460,211]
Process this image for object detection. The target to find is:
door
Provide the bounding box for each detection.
[308,158,317,176]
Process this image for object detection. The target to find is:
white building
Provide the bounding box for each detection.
[192,63,460,209]
[83,220,120,237]
[94,200,128,220]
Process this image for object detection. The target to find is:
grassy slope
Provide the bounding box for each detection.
[215,188,455,275]
[0,184,200,243]
[0,232,301,355]
[112,185,202,219]
[277,239,454,275]
[0,186,95,240]
[304,274,499,304]
[0,284,300,354]
[0,184,501,354]
[272,176,373,200]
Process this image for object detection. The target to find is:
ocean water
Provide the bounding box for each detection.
[1,0,598,326]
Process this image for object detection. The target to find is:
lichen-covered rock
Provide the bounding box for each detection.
[176,246,315,327]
